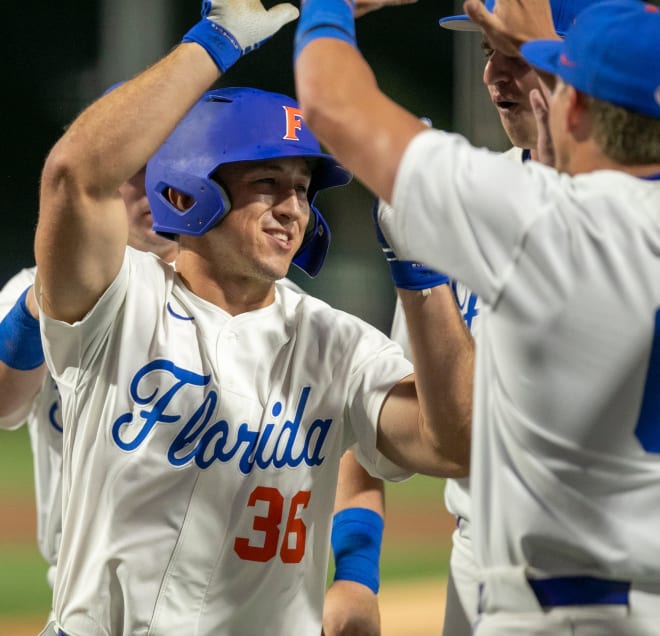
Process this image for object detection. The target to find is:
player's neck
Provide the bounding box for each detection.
[568,142,660,178]
[175,251,276,316]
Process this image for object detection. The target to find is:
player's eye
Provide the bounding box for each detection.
[480,40,494,59]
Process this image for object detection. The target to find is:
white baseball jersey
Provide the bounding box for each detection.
[0,267,62,590]
[386,129,660,582]
[38,248,412,636]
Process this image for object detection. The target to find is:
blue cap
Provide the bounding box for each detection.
[521,0,660,118]
[439,0,602,37]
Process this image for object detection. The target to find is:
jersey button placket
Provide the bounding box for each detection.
[218,328,238,390]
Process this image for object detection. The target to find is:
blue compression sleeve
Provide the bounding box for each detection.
[331,507,384,594]
[294,0,357,61]
[0,287,44,370]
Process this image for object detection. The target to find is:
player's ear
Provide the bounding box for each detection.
[566,85,591,141]
[167,187,196,212]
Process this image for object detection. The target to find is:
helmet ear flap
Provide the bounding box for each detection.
[146,165,232,238]
[292,205,330,277]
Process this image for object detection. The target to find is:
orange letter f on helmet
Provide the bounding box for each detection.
[282,106,304,141]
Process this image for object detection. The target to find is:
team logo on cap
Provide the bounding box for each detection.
[560,53,576,68]
[283,105,304,141]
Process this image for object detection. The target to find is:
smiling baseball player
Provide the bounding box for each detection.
[33,2,472,635]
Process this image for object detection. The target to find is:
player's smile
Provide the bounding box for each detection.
[264,226,295,250]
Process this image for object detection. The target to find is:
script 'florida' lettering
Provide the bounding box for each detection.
[111,359,332,473]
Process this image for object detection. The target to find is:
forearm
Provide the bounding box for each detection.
[0,364,46,421]
[41,45,219,205]
[333,450,384,515]
[398,287,473,473]
[36,45,220,323]
[294,3,424,202]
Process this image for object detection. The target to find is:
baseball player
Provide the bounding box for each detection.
[33,2,472,635]
[386,1,603,633]
[294,0,660,633]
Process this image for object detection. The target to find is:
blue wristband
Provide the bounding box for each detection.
[331,507,383,594]
[294,0,357,61]
[386,257,450,291]
[372,199,449,291]
[182,19,242,73]
[0,287,45,371]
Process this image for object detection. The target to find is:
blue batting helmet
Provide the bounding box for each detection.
[145,87,352,277]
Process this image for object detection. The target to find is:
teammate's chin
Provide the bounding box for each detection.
[498,109,537,153]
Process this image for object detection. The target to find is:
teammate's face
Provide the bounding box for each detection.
[205,157,312,283]
[482,36,543,150]
[119,167,178,262]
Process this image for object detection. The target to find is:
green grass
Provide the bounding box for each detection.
[383,475,450,581]
[0,427,51,618]
[0,427,35,498]
[381,543,450,581]
[0,544,50,616]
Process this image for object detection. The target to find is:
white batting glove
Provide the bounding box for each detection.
[183,0,299,73]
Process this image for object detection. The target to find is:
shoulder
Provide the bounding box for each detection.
[126,247,174,284]
[277,284,391,342]
[501,146,526,162]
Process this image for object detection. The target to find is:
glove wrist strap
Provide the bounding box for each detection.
[182,19,242,73]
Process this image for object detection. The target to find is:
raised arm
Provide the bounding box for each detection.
[35,0,298,323]
[35,48,218,324]
[294,0,425,204]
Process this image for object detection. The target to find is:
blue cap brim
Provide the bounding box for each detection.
[438,14,481,31]
[520,40,563,76]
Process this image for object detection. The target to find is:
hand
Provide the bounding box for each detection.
[463,0,559,57]
[529,87,555,167]
[354,0,418,19]
[372,198,449,291]
[183,0,299,72]
[322,580,381,636]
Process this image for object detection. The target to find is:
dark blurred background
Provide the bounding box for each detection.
[2,0,507,332]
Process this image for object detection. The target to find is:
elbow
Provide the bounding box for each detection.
[41,141,83,203]
[426,417,471,479]
[435,441,470,479]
